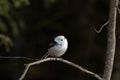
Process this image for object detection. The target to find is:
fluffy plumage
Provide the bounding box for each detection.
[41,35,68,59]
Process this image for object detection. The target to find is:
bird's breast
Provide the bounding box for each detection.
[48,45,67,57]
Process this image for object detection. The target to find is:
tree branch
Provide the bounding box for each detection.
[0,56,38,61]
[103,0,118,80]
[19,58,102,80]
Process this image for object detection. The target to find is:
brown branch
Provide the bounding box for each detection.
[19,58,102,80]
[103,0,118,80]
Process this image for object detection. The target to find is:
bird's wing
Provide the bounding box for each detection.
[41,41,57,59]
[48,41,57,48]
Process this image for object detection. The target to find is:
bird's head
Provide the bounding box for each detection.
[54,35,68,46]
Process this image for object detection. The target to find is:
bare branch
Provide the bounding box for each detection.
[93,21,109,33]
[103,0,118,80]
[19,58,102,80]
[0,56,38,61]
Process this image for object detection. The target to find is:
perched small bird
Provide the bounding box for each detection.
[41,35,68,59]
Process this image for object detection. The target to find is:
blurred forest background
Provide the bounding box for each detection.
[0,0,120,80]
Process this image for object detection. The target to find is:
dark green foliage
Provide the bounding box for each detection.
[0,0,30,36]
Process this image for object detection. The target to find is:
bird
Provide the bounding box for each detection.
[41,35,68,59]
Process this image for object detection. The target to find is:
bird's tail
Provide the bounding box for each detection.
[41,52,49,60]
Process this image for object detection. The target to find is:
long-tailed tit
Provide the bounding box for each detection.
[41,35,68,59]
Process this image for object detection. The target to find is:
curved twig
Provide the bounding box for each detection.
[93,21,109,33]
[19,58,103,80]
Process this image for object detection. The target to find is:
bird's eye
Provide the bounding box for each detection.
[61,39,63,41]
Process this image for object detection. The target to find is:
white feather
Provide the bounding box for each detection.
[41,35,68,59]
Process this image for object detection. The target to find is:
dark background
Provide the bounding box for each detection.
[0,0,120,80]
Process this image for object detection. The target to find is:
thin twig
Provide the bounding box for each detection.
[93,21,109,33]
[117,0,120,13]
[117,8,120,14]
[19,58,103,80]
[103,0,118,80]
[0,56,38,61]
